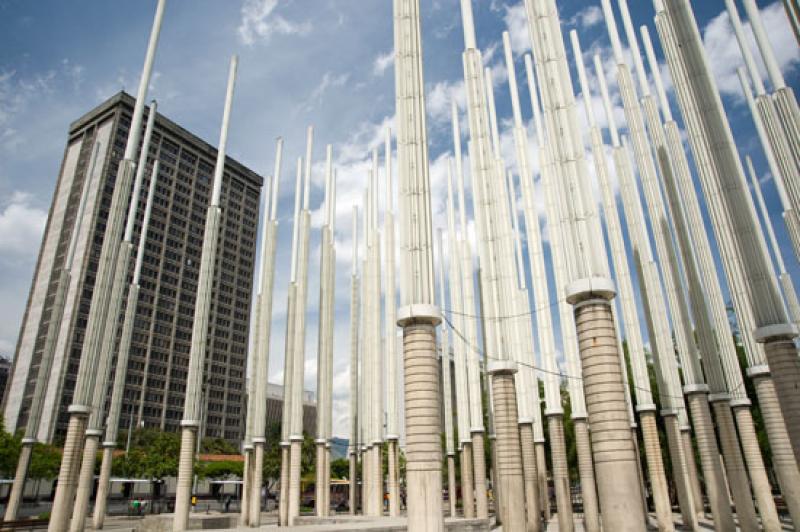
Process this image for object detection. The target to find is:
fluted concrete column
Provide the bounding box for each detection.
[315,442,325,517]
[447,454,457,517]
[574,419,600,532]
[461,443,475,518]
[571,295,646,531]
[488,364,526,531]
[93,446,114,529]
[686,392,734,530]
[520,423,541,532]
[680,428,704,517]
[288,439,302,525]
[471,432,489,518]
[548,415,573,532]
[751,372,800,525]
[640,412,674,532]
[278,444,289,525]
[401,319,444,532]
[731,405,781,531]
[534,441,550,521]
[173,427,196,531]
[663,415,698,529]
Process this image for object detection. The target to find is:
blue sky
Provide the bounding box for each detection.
[0,0,798,438]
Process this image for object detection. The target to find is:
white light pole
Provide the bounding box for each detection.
[393,0,443,528]
[173,55,238,531]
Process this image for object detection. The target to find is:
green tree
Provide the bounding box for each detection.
[28,443,61,480]
[195,460,243,480]
[330,458,349,480]
[0,416,21,477]
[200,437,238,455]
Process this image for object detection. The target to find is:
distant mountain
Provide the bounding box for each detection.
[330,437,349,460]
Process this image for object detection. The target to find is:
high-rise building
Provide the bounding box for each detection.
[3,92,262,444]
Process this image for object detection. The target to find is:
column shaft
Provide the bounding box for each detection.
[574,419,600,532]
[288,440,302,525]
[471,432,489,518]
[520,423,541,532]
[490,370,526,531]
[534,442,550,521]
[348,452,357,515]
[762,337,800,460]
[240,450,251,526]
[92,446,114,529]
[173,428,196,532]
[548,415,573,532]
[681,428,704,517]
[640,412,674,532]
[447,454,457,517]
[461,444,475,518]
[250,444,264,525]
[663,416,698,529]
[389,440,400,516]
[5,443,33,521]
[48,414,87,532]
[278,445,289,525]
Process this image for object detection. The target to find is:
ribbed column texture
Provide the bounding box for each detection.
[640,412,674,532]
[250,444,264,525]
[548,415,573,531]
[752,375,800,525]
[681,429,705,516]
[663,417,698,528]
[403,323,443,531]
[288,440,302,525]
[472,433,489,518]
[4,444,32,520]
[461,444,475,518]
[687,394,735,530]
[69,436,99,532]
[574,420,600,532]
[535,442,550,521]
[573,299,646,530]
[173,428,195,531]
[520,424,541,531]
[48,415,87,532]
[389,441,399,516]
[348,453,357,515]
[490,372,526,531]
[240,451,251,526]
[732,406,781,531]
[447,454,457,517]
[278,446,289,525]
[315,443,325,517]
[762,337,800,461]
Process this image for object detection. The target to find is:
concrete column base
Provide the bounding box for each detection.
[680,428,704,517]
[279,445,289,525]
[288,440,302,525]
[519,423,541,532]
[48,414,88,532]
[69,434,100,532]
[663,416,698,529]
[5,442,33,521]
[93,445,115,529]
[631,428,649,518]
[639,412,674,532]
[461,444,476,518]
[447,454,457,517]
[732,406,781,531]
[315,443,325,517]
[752,374,800,525]
[471,433,489,519]
[173,427,196,532]
[323,446,331,516]
[686,393,735,530]
[711,400,758,530]
[534,441,550,521]
[389,440,400,516]
[761,335,800,463]
[488,369,526,531]
[250,443,264,526]
[548,414,573,532]
[240,449,251,526]
[572,298,646,530]
[574,419,600,532]
[402,321,444,532]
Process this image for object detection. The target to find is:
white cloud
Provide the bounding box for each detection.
[568,6,603,30]
[306,72,350,110]
[504,3,531,55]
[0,192,46,261]
[372,50,395,77]
[237,0,312,45]
[702,2,799,97]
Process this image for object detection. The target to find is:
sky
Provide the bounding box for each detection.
[0,0,798,439]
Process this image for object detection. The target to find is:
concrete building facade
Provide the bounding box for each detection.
[3,92,262,444]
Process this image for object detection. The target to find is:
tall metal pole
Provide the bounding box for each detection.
[48,3,166,530]
[173,55,238,532]
[279,157,303,527]
[4,142,101,522]
[315,145,335,518]
[524,1,646,529]
[451,100,488,521]
[570,32,674,532]
[93,156,161,530]
[457,2,525,527]
[348,206,360,516]
[655,0,800,468]
[393,0,443,528]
